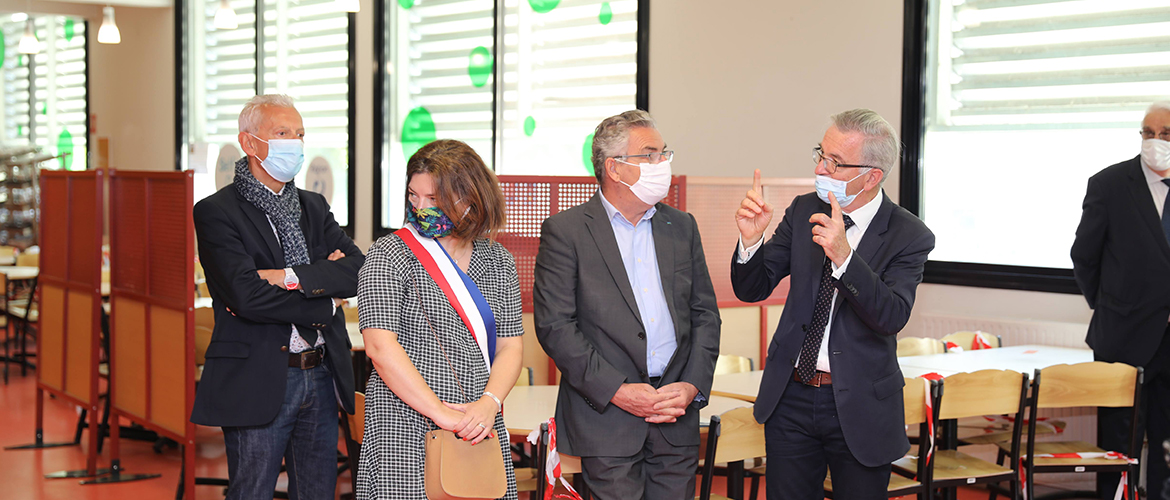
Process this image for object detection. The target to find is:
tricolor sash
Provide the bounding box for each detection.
[397,225,497,372]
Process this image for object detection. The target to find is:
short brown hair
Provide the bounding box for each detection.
[405,139,507,241]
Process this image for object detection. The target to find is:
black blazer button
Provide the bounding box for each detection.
[280,346,289,352]
[640,371,647,378]
[637,332,645,340]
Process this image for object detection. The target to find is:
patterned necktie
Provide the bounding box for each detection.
[1161,179,1170,246]
[796,214,855,383]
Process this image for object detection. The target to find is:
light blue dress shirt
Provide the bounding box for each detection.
[598,191,677,378]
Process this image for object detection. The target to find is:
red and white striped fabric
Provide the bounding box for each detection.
[918,373,945,467]
[526,418,582,500]
[971,334,994,350]
[1021,451,1135,500]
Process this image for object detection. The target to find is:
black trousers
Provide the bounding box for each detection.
[1097,326,1170,500]
[764,378,890,500]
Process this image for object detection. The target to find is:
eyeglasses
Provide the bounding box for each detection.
[614,150,674,164]
[813,146,874,174]
[1141,130,1170,141]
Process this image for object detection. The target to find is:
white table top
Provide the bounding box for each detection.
[709,344,1093,403]
[0,265,38,281]
[502,385,752,435]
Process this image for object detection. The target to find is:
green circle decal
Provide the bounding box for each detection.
[64,19,75,41]
[468,46,492,88]
[398,0,414,8]
[402,107,436,161]
[528,0,560,13]
[599,3,613,25]
[57,130,74,170]
[18,55,25,68]
[582,133,595,175]
[523,116,536,137]
[41,103,47,115]
[0,32,5,64]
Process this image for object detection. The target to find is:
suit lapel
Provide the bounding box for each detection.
[829,194,892,312]
[651,207,677,330]
[236,186,286,266]
[1126,160,1170,263]
[583,196,644,327]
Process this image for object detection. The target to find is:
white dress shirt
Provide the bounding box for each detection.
[1141,159,1170,218]
[738,190,884,373]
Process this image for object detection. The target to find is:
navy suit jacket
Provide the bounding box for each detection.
[190,183,364,427]
[1072,155,1170,368]
[730,192,934,467]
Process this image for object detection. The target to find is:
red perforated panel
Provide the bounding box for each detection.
[68,176,100,287]
[39,175,69,281]
[111,177,148,294]
[495,176,685,313]
[148,180,190,303]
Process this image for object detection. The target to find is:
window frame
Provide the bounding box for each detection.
[174,0,357,238]
[11,16,90,170]
[899,0,1080,294]
[371,0,652,239]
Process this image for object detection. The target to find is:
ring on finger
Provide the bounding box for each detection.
[477,423,487,429]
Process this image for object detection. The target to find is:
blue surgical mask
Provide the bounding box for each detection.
[249,133,304,183]
[814,170,870,206]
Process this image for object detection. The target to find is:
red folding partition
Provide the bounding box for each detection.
[102,170,196,495]
[494,175,685,384]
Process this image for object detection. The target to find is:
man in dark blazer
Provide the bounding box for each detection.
[731,109,934,499]
[534,110,721,500]
[1072,102,1170,500]
[191,94,363,500]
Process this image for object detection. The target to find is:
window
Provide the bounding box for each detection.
[2,14,88,171]
[180,0,353,229]
[903,0,1170,292]
[375,0,645,234]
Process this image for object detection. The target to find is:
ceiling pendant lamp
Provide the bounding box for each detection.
[214,0,238,30]
[336,0,360,12]
[17,19,38,54]
[98,6,121,44]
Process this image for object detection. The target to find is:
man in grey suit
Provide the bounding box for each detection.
[731,109,934,499]
[534,110,721,500]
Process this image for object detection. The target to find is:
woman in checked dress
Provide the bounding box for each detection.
[356,139,523,499]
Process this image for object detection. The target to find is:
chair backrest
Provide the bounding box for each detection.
[348,392,366,444]
[15,252,37,267]
[714,354,754,375]
[1037,362,1139,409]
[0,245,16,261]
[898,337,945,357]
[937,369,1028,420]
[712,406,765,464]
[903,377,928,425]
[941,331,1001,352]
[697,415,722,500]
[515,366,534,386]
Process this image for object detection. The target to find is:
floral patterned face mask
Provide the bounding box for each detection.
[406,203,469,239]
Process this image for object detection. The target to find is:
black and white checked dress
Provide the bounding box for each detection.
[355,234,522,500]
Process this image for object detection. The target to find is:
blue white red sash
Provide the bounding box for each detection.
[397,225,496,372]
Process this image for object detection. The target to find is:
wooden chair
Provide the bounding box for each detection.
[0,245,16,264]
[15,251,37,268]
[897,337,946,357]
[194,259,210,298]
[992,362,1142,500]
[341,392,366,499]
[714,354,754,375]
[896,369,1028,499]
[826,377,936,499]
[702,406,766,500]
[940,331,1001,352]
[697,415,725,500]
[5,276,36,378]
[515,366,534,386]
[528,422,587,500]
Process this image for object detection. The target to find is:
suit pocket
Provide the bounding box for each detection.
[204,341,250,359]
[873,370,905,400]
[1098,292,1135,315]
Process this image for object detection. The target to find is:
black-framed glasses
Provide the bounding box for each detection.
[614,150,674,164]
[812,146,874,174]
[1141,130,1170,141]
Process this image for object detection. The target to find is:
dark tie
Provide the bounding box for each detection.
[1162,179,1170,246]
[796,214,855,383]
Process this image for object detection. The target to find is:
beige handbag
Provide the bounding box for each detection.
[402,241,507,500]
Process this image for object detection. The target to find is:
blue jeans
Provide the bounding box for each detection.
[223,363,339,500]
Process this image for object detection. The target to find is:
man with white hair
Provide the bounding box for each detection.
[1073,101,1170,500]
[191,94,363,499]
[731,109,935,499]
[534,110,721,500]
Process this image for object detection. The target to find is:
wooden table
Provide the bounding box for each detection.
[710,344,1093,403]
[502,385,752,436]
[0,265,38,281]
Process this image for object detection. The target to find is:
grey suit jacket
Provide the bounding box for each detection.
[730,192,934,467]
[533,193,721,457]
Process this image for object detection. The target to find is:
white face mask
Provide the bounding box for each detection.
[1142,138,1170,172]
[617,159,672,205]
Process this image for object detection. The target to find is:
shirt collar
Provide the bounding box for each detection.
[843,188,884,232]
[598,189,656,225]
[1143,160,1169,186]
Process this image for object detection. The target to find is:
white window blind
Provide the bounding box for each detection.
[187,0,351,226]
[32,16,87,171]
[921,0,1170,268]
[1,18,31,146]
[381,0,640,228]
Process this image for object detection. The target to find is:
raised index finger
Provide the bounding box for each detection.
[752,169,762,194]
[828,191,842,222]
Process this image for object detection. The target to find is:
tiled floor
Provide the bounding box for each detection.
[0,367,1104,499]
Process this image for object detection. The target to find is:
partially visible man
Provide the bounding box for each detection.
[533,110,721,500]
[1072,101,1170,500]
[731,109,934,499]
[191,94,364,500]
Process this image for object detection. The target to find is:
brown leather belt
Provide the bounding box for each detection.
[794,370,832,387]
[289,346,325,369]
